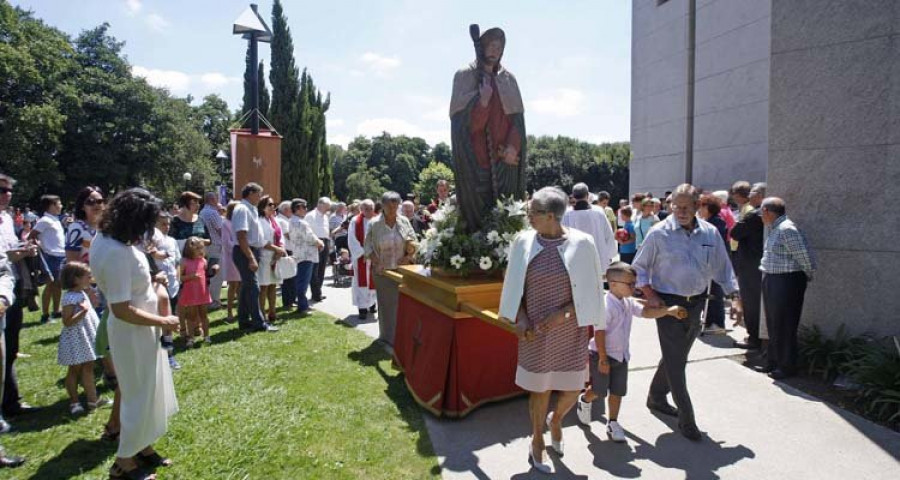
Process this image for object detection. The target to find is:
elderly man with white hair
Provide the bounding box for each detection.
[562,183,616,274]
[306,197,332,302]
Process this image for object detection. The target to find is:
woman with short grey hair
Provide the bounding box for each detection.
[499,186,607,474]
[365,191,417,348]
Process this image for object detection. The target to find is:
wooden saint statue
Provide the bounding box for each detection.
[449,25,527,232]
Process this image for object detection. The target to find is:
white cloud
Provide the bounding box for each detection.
[132,66,191,92]
[422,106,447,122]
[145,13,170,32]
[200,72,239,89]
[125,0,142,16]
[528,88,587,118]
[327,118,345,129]
[355,118,449,146]
[359,52,401,76]
[328,133,354,148]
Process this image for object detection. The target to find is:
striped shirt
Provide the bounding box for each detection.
[760,215,816,279]
[199,204,224,249]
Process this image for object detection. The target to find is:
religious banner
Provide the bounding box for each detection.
[230,128,282,203]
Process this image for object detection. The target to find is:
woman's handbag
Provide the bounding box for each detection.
[275,255,297,279]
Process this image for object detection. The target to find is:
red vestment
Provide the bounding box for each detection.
[469,76,521,170]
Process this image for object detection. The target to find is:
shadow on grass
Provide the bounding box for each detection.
[7,397,90,434]
[348,340,439,473]
[334,313,377,329]
[27,438,116,480]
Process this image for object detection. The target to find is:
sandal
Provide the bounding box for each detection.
[135,451,173,469]
[109,463,155,480]
[101,424,120,442]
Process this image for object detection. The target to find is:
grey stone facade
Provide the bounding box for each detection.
[631,0,770,196]
[629,0,900,337]
[767,0,900,337]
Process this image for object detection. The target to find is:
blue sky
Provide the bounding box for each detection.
[14,0,632,147]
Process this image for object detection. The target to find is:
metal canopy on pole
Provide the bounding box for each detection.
[232,4,273,135]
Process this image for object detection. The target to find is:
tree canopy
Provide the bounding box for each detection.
[332,133,630,205]
[0,2,224,206]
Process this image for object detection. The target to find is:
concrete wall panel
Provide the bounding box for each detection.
[694,100,768,151]
[696,0,771,45]
[771,0,894,54]
[768,146,900,253]
[695,15,770,79]
[798,249,900,337]
[694,58,769,116]
[692,142,768,191]
[769,36,892,150]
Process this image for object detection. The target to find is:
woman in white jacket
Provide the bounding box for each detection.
[499,187,607,474]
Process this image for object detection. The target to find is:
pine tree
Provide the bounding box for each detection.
[269,0,302,199]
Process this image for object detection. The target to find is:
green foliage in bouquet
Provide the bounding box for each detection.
[418,196,529,277]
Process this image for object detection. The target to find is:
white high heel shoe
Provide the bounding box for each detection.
[546,412,565,456]
[528,441,553,474]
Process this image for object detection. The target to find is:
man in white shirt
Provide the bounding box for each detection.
[562,183,616,274]
[275,201,296,308]
[231,183,277,332]
[305,197,332,302]
[30,195,65,324]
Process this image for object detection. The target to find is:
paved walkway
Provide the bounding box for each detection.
[312,267,900,479]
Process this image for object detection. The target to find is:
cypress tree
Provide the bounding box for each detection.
[258,61,270,120]
[240,53,271,126]
[269,0,302,199]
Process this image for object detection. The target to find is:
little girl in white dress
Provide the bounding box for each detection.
[59,261,109,414]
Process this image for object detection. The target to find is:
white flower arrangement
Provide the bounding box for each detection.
[416,196,529,277]
[450,254,466,270]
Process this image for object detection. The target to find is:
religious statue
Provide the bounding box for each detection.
[450,25,527,232]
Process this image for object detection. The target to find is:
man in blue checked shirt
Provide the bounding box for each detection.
[632,183,738,442]
[755,197,816,380]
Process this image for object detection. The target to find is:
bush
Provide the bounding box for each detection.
[843,337,900,428]
[798,325,868,381]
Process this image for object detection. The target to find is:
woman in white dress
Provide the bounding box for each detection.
[255,195,286,323]
[90,188,180,480]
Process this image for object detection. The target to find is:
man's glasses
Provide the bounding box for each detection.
[0,187,12,195]
[84,198,106,206]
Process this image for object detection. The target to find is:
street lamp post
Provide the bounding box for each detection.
[216,149,228,183]
[183,172,192,192]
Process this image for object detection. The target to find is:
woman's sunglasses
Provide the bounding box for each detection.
[0,187,12,195]
[84,198,106,206]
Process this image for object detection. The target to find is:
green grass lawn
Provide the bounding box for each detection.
[2,301,440,479]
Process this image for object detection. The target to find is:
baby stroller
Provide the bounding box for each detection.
[333,256,353,288]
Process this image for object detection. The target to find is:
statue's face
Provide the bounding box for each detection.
[483,39,504,65]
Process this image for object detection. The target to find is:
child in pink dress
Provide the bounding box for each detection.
[178,237,215,347]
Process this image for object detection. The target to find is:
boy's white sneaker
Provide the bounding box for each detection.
[607,420,627,443]
[575,394,592,425]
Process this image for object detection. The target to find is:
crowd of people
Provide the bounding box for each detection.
[0,172,440,477]
[0,169,817,477]
[500,181,816,474]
